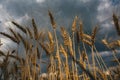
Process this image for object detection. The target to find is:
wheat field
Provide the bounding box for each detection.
[0,11,120,80]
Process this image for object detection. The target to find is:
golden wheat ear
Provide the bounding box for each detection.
[48,10,56,29]
[59,44,67,58]
[79,21,83,40]
[113,14,120,35]
[39,42,50,55]
[91,26,98,44]
[48,31,54,44]
[11,21,27,34]
[72,16,78,32]
[60,27,70,46]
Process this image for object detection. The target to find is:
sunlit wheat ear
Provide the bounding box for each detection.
[40,32,46,42]
[91,26,98,40]
[113,14,120,35]
[108,40,120,49]
[59,44,67,58]
[48,31,54,44]
[0,32,18,43]
[12,21,27,34]
[102,39,108,47]
[8,28,20,42]
[82,39,92,46]
[32,18,38,40]
[68,36,74,56]
[91,26,98,44]
[83,34,92,40]
[60,27,69,46]
[102,39,114,49]
[60,27,68,37]
[39,42,50,55]
[48,10,56,29]
[46,42,54,54]
[72,16,78,32]
[80,51,87,69]
[47,32,54,53]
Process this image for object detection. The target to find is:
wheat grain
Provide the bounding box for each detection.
[48,10,56,29]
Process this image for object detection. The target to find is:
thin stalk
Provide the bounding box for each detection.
[33,48,37,80]
[72,61,75,80]
[94,52,103,71]
[94,46,113,80]
[25,51,31,80]
[72,32,78,80]
[88,46,104,71]
[64,56,69,80]
[111,50,120,65]
[91,46,96,80]
[105,45,120,65]
[39,48,43,74]
[94,49,107,72]
[53,29,62,80]
[83,43,91,71]
[94,46,108,70]
[70,54,95,80]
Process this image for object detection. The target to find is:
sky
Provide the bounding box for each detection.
[0,0,120,53]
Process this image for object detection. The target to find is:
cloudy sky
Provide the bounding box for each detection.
[0,0,120,52]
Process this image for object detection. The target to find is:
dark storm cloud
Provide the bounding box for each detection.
[1,0,99,31]
[4,0,42,17]
[0,0,119,52]
[47,0,99,30]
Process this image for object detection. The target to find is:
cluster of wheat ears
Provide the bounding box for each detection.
[0,11,120,80]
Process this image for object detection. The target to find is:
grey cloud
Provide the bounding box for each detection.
[0,0,119,52]
[1,0,100,30]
